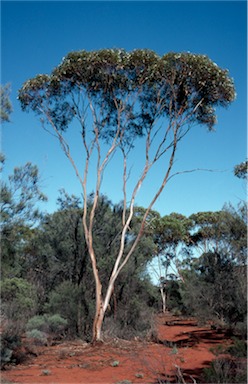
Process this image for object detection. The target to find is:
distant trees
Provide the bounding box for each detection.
[150,213,192,312]
[181,204,247,328]
[18,48,235,342]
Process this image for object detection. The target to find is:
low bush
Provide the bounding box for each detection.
[26,329,48,345]
[47,314,67,333]
[26,314,67,335]
[1,326,22,369]
[227,338,247,358]
[26,315,47,332]
[203,358,247,383]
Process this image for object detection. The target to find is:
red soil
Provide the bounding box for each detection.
[1,314,231,384]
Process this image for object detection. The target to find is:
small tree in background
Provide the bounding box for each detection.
[1,162,47,278]
[149,213,192,313]
[18,48,235,342]
[0,83,12,123]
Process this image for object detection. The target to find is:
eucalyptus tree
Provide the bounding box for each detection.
[150,213,192,312]
[18,48,235,342]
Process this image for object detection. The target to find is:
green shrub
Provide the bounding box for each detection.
[26,314,67,335]
[1,278,37,322]
[45,281,81,336]
[228,338,247,358]
[26,329,47,345]
[1,327,21,368]
[111,360,120,367]
[209,344,227,356]
[47,314,67,333]
[203,358,247,383]
[26,315,47,332]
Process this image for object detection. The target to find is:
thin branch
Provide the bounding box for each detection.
[167,167,227,182]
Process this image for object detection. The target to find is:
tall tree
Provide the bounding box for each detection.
[18,48,235,342]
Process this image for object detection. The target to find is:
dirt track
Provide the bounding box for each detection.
[1,314,231,384]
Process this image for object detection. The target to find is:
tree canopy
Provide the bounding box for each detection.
[19,49,235,135]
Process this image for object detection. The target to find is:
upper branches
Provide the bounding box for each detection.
[18,49,235,140]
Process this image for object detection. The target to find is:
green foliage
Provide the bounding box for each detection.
[47,314,68,333]
[0,83,12,123]
[209,344,227,357]
[26,315,47,332]
[1,161,47,279]
[45,281,82,336]
[0,327,21,368]
[1,278,37,322]
[26,329,47,344]
[228,338,247,358]
[234,160,247,179]
[111,360,120,367]
[19,49,235,134]
[27,194,158,340]
[203,358,247,383]
[181,204,247,327]
[26,314,67,334]
[1,162,47,226]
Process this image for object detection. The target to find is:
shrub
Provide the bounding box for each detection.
[26,329,47,345]
[47,314,67,333]
[228,338,247,358]
[45,281,81,336]
[26,315,47,332]
[1,278,37,323]
[26,314,67,336]
[203,358,247,383]
[1,326,21,368]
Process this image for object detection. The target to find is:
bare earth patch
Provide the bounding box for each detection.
[1,314,232,384]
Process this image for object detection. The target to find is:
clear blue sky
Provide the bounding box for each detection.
[1,1,247,217]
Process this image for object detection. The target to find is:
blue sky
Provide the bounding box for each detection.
[1,1,247,217]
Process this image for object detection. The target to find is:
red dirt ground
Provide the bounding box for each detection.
[1,314,232,384]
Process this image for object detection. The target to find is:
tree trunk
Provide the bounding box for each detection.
[160,287,167,314]
[92,300,105,343]
[91,272,105,343]
[92,276,117,343]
